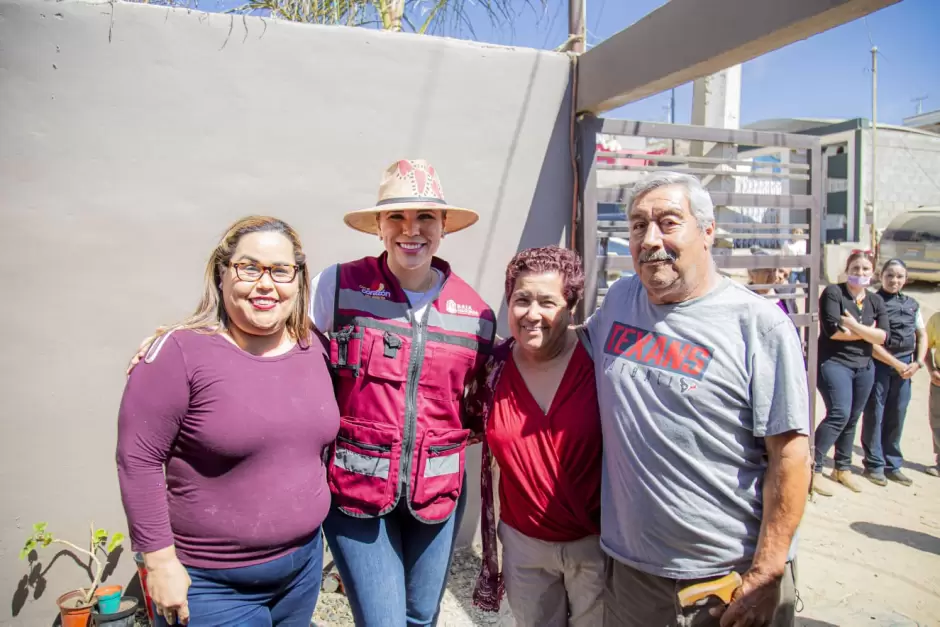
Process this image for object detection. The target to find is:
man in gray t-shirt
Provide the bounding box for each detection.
[586,172,811,627]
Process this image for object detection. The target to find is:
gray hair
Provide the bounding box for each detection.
[627,172,715,230]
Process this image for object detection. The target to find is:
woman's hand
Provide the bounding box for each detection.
[145,548,192,625]
[838,312,859,335]
[900,362,920,380]
[125,331,164,375]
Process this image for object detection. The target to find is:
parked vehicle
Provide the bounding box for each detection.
[878,207,940,283]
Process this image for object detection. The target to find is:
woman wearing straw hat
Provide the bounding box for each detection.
[311,159,496,626]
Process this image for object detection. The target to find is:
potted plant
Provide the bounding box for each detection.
[21,522,126,627]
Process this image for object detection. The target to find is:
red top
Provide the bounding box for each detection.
[485,343,601,542]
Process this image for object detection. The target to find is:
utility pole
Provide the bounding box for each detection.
[569,0,586,54]
[670,87,676,154]
[870,46,878,251]
[912,95,928,115]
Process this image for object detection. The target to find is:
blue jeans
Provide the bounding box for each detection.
[862,358,913,473]
[814,359,875,472]
[153,531,322,627]
[323,475,467,626]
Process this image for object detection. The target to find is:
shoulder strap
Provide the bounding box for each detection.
[331,263,342,332]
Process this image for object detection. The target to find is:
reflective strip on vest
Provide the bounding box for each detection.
[338,288,410,323]
[424,453,460,478]
[335,447,390,479]
[338,288,495,341]
[427,308,495,340]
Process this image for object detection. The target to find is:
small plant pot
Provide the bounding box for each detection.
[56,589,95,627]
[93,596,139,627]
[94,585,123,614]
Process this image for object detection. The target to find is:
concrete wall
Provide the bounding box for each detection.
[0,1,573,623]
[859,128,940,231]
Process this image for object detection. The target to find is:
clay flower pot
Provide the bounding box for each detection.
[56,589,95,627]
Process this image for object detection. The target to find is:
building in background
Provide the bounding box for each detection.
[745,118,940,246]
[904,108,940,134]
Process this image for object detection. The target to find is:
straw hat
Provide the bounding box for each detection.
[343,159,479,235]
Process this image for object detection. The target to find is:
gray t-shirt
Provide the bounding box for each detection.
[585,274,809,579]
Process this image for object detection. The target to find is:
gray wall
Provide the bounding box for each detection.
[858,128,940,230]
[0,1,573,623]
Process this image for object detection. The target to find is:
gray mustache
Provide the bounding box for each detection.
[639,250,677,263]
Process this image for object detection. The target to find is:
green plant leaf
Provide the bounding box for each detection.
[106,532,125,554]
[93,528,107,544]
[20,538,36,560]
[33,522,47,534]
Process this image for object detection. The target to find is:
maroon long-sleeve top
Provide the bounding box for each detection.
[116,330,340,569]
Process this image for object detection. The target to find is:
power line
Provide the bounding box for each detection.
[592,0,608,37]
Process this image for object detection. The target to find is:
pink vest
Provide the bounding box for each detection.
[326,253,495,522]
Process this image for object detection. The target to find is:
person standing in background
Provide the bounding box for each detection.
[861,259,927,487]
[925,311,940,478]
[782,229,807,287]
[813,251,888,496]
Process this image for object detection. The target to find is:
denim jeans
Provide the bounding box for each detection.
[862,358,913,473]
[322,475,467,626]
[153,531,323,627]
[814,359,875,472]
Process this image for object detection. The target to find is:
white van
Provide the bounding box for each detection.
[877,207,940,283]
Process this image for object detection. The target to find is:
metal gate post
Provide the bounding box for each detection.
[576,114,602,323]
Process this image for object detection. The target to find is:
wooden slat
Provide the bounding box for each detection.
[598,254,813,272]
[599,119,820,149]
[596,151,811,170]
[596,188,815,208]
[595,163,811,180]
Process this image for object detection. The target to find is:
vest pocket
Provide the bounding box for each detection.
[365,333,408,382]
[328,417,401,517]
[410,428,470,521]
[329,325,364,378]
[421,345,476,401]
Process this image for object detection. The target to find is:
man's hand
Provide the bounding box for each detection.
[931,370,940,387]
[712,569,782,627]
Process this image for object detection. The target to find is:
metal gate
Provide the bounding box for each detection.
[575,115,823,435]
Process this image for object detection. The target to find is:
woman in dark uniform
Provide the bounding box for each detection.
[813,251,889,496]
[861,258,928,487]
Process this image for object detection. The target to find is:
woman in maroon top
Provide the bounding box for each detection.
[469,246,603,627]
[117,216,340,626]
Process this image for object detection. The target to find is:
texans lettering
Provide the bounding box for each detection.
[603,322,713,381]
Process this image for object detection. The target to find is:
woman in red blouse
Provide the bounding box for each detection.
[469,246,603,627]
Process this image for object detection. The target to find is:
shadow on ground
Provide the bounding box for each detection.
[850,521,940,556]
[796,619,839,627]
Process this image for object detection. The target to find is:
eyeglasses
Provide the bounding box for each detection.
[230,262,298,283]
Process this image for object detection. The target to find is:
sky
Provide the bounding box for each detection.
[191,0,939,126]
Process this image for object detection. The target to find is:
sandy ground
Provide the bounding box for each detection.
[313,283,940,627]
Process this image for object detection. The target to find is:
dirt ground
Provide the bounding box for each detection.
[314,283,940,627]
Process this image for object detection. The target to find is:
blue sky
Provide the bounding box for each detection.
[198,0,938,125]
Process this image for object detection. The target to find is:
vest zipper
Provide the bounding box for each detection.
[401,306,431,499]
[428,443,461,454]
[336,435,392,453]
